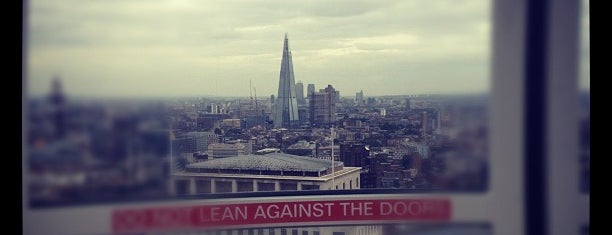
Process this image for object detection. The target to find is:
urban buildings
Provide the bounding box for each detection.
[26,36,491,209]
[207,141,253,158]
[356,90,364,106]
[421,111,429,137]
[339,142,369,167]
[309,85,337,126]
[170,151,361,194]
[295,81,305,105]
[307,84,315,99]
[273,34,300,128]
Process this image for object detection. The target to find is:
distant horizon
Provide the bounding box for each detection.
[27,0,493,98]
[27,90,496,101]
[26,0,588,98]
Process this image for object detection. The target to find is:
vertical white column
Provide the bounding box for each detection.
[297,182,302,191]
[210,179,216,193]
[253,179,258,192]
[274,181,280,191]
[232,179,238,192]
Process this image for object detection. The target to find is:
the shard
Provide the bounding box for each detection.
[273,33,300,128]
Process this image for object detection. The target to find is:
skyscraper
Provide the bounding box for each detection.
[307,84,315,99]
[310,85,337,126]
[295,81,305,105]
[421,111,429,137]
[356,90,364,105]
[273,34,299,128]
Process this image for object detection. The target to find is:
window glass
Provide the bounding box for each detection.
[26,0,490,208]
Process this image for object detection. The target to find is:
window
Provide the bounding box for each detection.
[25,0,492,210]
[22,1,588,235]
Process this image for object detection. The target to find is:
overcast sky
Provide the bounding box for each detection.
[25,0,588,98]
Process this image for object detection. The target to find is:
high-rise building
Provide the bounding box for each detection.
[307,84,315,98]
[421,111,429,137]
[273,34,299,128]
[295,81,305,105]
[310,85,337,126]
[356,90,364,105]
[335,90,340,103]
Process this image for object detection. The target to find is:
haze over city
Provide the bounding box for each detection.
[27,0,497,98]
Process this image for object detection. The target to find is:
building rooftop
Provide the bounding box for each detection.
[287,140,316,150]
[186,152,343,173]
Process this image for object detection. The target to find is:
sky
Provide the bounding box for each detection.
[25,0,587,98]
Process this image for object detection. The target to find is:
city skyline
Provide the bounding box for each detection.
[26,0,589,98]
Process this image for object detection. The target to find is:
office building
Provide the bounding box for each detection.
[421,111,429,137]
[296,81,305,105]
[356,90,364,105]
[339,142,369,167]
[170,152,360,194]
[185,131,218,152]
[309,85,337,126]
[207,142,252,158]
[273,34,300,128]
[307,84,315,99]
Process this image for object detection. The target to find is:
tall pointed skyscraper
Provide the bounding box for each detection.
[273,33,299,128]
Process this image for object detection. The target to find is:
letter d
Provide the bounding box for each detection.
[380,202,392,216]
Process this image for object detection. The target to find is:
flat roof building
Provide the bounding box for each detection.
[170,152,361,195]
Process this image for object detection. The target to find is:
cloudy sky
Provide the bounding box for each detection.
[25,0,587,98]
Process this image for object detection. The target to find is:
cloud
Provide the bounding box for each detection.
[27,0,492,98]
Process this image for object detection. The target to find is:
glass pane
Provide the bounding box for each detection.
[26,0,490,208]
